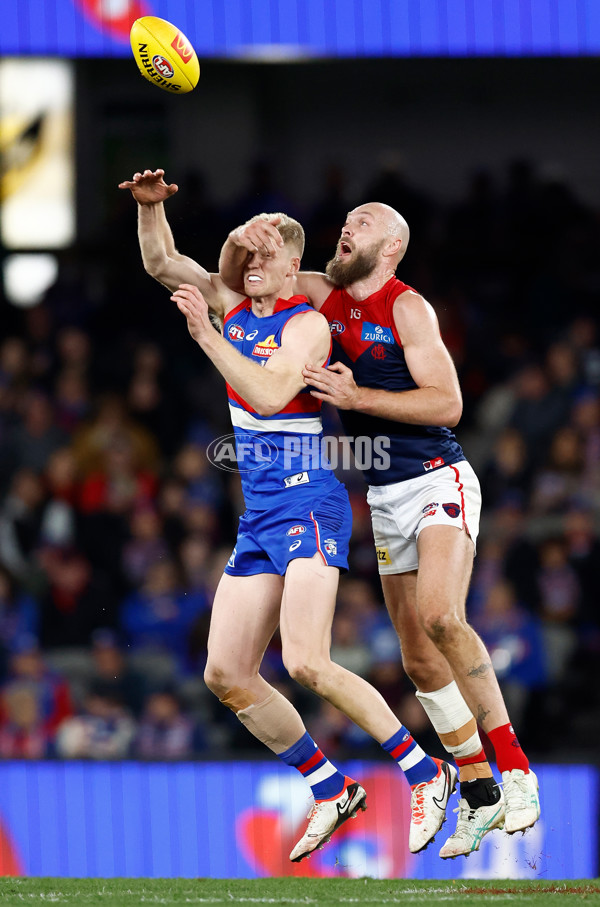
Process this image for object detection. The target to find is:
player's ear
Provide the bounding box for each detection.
[287,256,301,277]
[383,238,402,259]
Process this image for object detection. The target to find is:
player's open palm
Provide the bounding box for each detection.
[118,168,178,205]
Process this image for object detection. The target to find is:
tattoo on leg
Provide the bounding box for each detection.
[477,704,490,724]
[467,661,492,679]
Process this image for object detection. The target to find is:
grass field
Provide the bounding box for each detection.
[0,878,599,906]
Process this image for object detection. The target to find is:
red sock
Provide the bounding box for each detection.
[487,723,529,774]
[455,747,488,769]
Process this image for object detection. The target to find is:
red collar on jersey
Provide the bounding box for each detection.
[273,295,309,312]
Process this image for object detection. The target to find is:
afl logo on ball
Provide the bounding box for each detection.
[227,323,245,342]
[152,55,174,78]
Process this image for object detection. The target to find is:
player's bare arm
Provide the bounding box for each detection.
[173,283,331,416]
[219,219,333,310]
[119,168,240,320]
[303,291,463,427]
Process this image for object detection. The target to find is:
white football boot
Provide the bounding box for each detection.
[503,769,540,834]
[408,758,458,853]
[289,778,367,863]
[439,789,505,859]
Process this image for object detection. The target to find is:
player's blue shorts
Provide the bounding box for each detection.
[224,483,351,577]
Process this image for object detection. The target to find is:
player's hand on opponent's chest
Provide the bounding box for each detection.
[303,361,362,410]
[171,284,214,345]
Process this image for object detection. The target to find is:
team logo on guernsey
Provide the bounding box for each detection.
[286,525,307,537]
[329,321,346,336]
[253,335,279,357]
[371,343,386,360]
[152,55,174,79]
[227,323,245,341]
[323,538,337,556]
[442,502,461,518]
[361,323,394,344]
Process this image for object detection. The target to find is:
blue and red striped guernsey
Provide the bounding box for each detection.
[222,295,340,511]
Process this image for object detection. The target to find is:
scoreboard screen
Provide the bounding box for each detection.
[2,0,600,59]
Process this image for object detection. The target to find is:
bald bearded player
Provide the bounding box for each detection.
[219,202,540,859]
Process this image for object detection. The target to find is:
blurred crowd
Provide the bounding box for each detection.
[0,155,598,763]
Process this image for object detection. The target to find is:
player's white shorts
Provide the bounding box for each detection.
[367,461,481,575]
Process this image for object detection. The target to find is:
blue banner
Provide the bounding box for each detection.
[0,761,595,878]
[2,1,600,58]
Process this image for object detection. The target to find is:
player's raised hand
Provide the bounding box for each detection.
[118,168,178,205]
[171,284,213,345]
[229,215,284,257]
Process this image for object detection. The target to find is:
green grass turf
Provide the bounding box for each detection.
[0,878,599,906]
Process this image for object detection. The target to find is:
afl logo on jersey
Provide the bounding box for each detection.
[286,525,307,537]
[227,323,245,342]
[329,321,346,336]
[152,55,175,79]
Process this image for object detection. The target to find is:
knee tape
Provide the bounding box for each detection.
[236,688,306,755]
[416,681,482,758]
[219,687,256,712]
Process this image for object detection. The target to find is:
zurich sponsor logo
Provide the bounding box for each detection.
[286,525,307,537]
[227,323,245,342]
[329,320,346,336]
[361,322,394,344]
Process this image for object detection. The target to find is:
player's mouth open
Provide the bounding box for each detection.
[247,274,263,282]
[338,242,352,257]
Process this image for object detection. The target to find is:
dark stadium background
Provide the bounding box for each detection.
[0,0,598,881]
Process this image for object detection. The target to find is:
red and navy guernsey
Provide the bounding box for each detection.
[320,276,465,485]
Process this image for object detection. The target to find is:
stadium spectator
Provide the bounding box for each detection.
[0,635,73,737]
[120,559,209,673]
[56,690,135,759]
[134,688,203,759]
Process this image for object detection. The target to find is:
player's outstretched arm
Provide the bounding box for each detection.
[119,168,239,319]
[219,217,333,310]
[173,284,330,416]
[303,291,463,427]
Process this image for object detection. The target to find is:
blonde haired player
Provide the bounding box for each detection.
[219,202,541,859]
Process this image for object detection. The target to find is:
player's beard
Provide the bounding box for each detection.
[325,240,384,287]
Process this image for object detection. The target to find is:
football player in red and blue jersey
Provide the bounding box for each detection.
[120,170,458,861]
[220,202,540,858]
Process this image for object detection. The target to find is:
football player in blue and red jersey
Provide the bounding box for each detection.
[119,170,458,861]
[220,203,540,858]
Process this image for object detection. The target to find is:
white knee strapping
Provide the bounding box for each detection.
[416,680,482,758]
